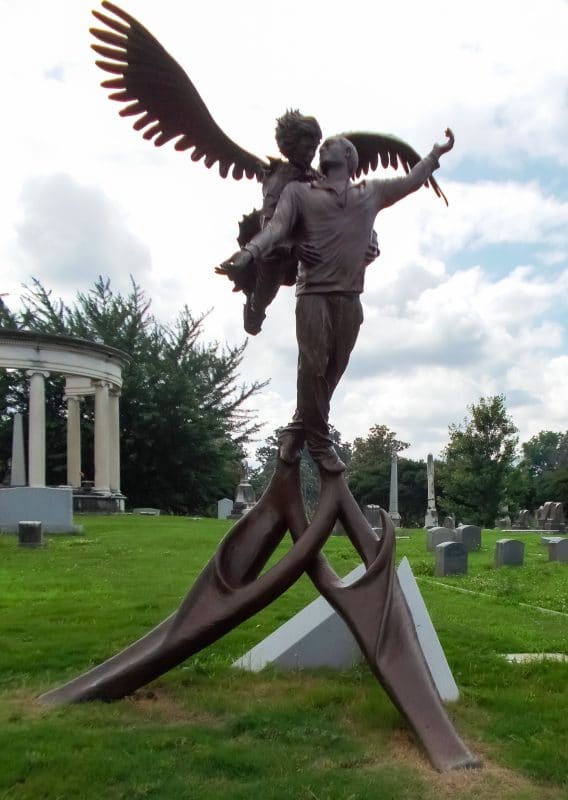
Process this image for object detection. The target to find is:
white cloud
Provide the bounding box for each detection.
[1,0,567,466]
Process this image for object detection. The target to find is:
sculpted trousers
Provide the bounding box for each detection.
[282,292,363,459]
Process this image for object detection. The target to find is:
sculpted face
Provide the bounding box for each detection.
[319,138,350,171]
[289,134,319,169]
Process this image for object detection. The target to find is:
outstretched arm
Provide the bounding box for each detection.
[377,128,454,210]
[215,183,300,285]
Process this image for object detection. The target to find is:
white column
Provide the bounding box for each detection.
[108,388,121,494]
[27,370,49,488]
[10,412,27,486]
[66,395,82,488]
[94,381,110,494]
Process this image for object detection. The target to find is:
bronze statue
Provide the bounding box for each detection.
[89,1,447,334]
[217,133,454,473]
[39,1,481,774]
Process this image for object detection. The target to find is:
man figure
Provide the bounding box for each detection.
[227,110,380,335]
[217,129,454,472]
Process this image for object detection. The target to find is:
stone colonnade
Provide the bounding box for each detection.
[0,330,129,498]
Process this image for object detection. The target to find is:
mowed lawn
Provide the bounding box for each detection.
[1,516,567,800]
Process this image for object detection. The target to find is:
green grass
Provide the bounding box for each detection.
[1,518,567,799]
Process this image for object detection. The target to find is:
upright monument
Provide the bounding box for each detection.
[424,453,439,528]
[388,453,402,528]
[40,1,479,774]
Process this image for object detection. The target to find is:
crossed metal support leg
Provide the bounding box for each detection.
[39,459,480,772]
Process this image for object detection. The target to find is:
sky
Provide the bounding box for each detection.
[1,0,567,462]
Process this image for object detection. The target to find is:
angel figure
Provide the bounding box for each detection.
[90,1,448,334]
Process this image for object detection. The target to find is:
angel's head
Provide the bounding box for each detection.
[319,137,359,177]
[275,110,322,169]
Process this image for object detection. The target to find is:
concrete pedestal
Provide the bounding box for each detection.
[0,487,80,533]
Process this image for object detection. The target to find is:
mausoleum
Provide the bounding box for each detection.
[0,329,129,528]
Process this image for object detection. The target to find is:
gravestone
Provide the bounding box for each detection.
[332,519,346,536]
[427,526,455,552]
[442,515,455,530]
[494,538,524,567]
[388,454,401,527]
[363,504,382,529]
[229,462,256,519]
[513,509,533,529]
[537,501,566,532]
[548,538,568,562]
[132,508,160,516]
[18,520,44,548]
[454,524,481,552]
[540,536,564,547]
[424,453,439,528]
[217,498,232,520]
[435,541,467,576]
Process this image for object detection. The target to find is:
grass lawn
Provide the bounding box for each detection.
[1,516,567,799]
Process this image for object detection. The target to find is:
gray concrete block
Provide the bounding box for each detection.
[0,487,79,533]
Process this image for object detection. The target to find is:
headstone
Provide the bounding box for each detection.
[388,453,401,527]
[536,501,565,531]
[435,541,467,576]
[427,526,455,552]
[132,507,160,516]
[332,519,346,536]
[454,524,481,552]
[234,558,460,702]
[424,453,439,528]
[548,538,568,562]
[540,536,564,547]
[18,520,44,548]
[494,538,524,567]
[513,509,533,529]
[442,515,455,530]
[217,498,233,520]
[363,504,382,530]
[229,461,256,519]
[10,413,27,486]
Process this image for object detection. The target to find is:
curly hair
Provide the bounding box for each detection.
[275,109,322,159]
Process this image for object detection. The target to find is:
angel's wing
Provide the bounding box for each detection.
[90,1,267,180]
[341,131,448,205]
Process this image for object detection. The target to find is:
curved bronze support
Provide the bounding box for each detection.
[39,459,479,771]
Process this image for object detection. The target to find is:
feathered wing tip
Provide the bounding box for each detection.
[90,1,267,181]
[342,131,449,205]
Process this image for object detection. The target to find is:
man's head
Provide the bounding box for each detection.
[275,109,322,169]
[319,137,359,177]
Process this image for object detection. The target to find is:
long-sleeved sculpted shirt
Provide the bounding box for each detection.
[244,150,440,296]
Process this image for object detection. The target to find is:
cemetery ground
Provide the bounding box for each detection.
[1,517,567,800]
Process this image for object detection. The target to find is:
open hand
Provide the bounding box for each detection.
[214,249,254,292]
[434,128,455,157]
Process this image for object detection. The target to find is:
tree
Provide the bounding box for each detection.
[348,425,427,525]
[0,278,265,513]
[510,430,568,510]
[439,395,518,527]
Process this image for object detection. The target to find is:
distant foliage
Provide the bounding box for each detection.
[439,395,518,527]
[0,278,266,513]
[250,426,351,516]
[509,430,568,511]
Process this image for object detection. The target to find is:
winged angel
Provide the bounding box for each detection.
[90,1,448,335]
[39,4,478,773]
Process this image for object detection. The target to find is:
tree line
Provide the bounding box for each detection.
[251,397,568,528]
[2,280,566,523]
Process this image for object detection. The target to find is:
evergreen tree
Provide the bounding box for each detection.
[0,278,265,513]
